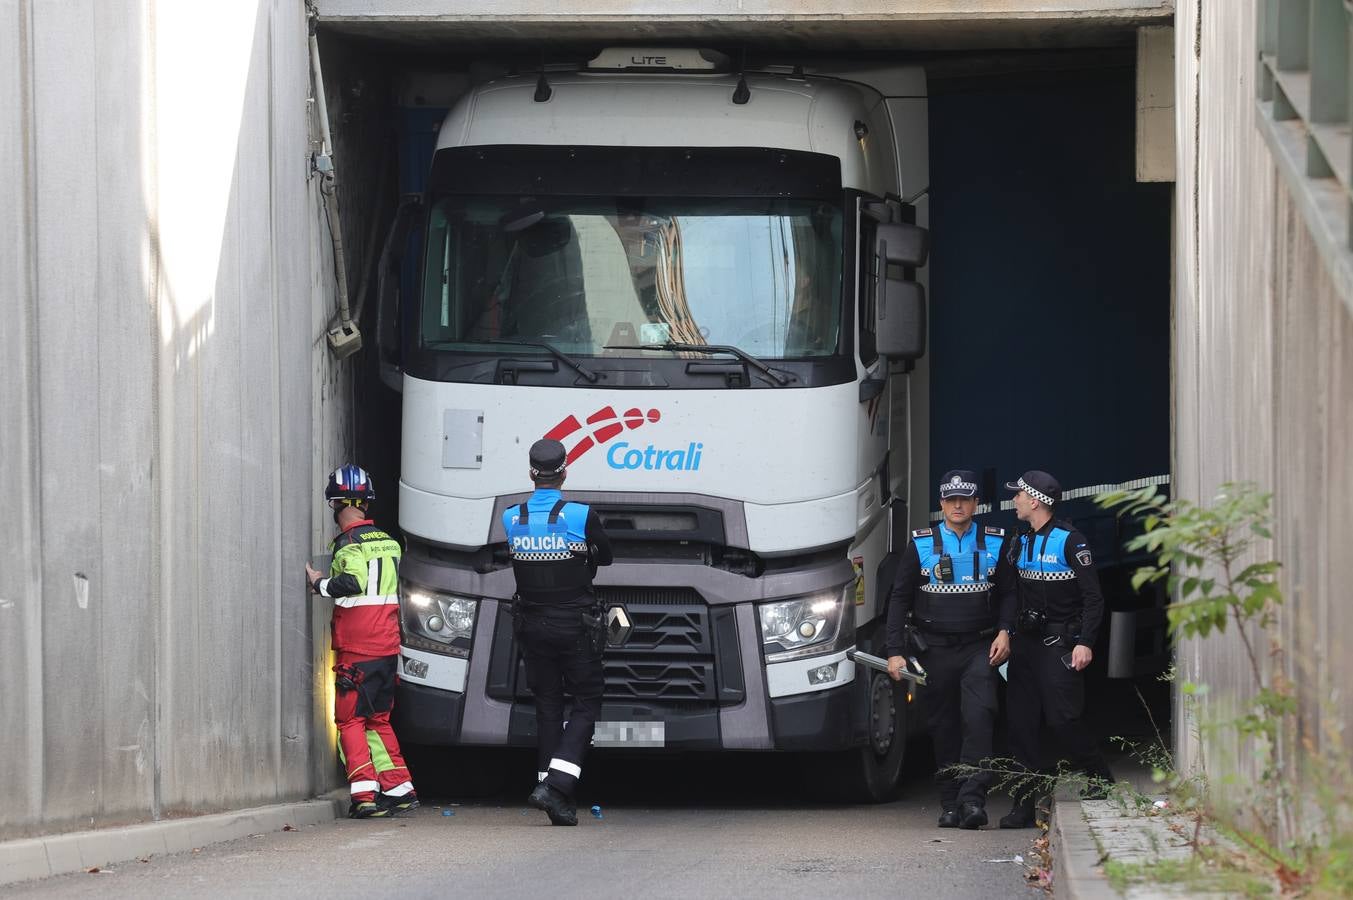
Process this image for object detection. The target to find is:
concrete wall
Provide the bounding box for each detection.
[1,0,350,839]
[1173,0,1353,804]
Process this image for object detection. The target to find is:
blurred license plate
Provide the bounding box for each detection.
[593,721,665,747]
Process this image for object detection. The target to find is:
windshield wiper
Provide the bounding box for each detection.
[603,341,793,386]
[486,339,600,383]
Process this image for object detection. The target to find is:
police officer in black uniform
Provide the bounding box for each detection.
[502,439,613,826]
[885,470,1016,829]
[1000,470,1114,829]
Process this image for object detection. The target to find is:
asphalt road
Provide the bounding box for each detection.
[5,745,1044,899]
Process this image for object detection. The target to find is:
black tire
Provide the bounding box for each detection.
[806,669,908,803]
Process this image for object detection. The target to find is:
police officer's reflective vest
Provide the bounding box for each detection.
[911,523,1006,634]
[502,489,594,609]
[1013,522,1078,611]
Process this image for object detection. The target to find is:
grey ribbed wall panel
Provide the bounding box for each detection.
[1174,0,1353,820]
[1,0,349,839]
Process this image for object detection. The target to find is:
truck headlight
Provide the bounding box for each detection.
[400,579,477,658]
[758,587,855,662]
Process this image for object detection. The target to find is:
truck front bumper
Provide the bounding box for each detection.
[393,676,859,753]
[767,680,857,751]
[392,681,465,745]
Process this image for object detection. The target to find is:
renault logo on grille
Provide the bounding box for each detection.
[606,605,633,647]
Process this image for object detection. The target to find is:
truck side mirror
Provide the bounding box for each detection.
[376,194,424,393]
[873,222,928,361]
[875,278,926,361]
[876,222,928,267]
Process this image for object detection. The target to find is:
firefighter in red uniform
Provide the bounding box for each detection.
[304,464,418,818]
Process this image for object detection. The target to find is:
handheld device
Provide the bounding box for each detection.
[847,649,928,686]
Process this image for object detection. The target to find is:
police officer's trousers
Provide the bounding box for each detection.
[520,614,604,800]
[1006,635,1112,807]
[919,635,998,809]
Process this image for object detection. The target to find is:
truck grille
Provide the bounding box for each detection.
[500,587,743,709]
[597,588,717,704]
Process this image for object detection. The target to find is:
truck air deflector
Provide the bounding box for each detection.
[430,146,842,199]
[487,491,745,547]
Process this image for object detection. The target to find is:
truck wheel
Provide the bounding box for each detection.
[808,669,907,803]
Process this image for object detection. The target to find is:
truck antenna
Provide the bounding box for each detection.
[732,48,750,105]
[534,54,552,103]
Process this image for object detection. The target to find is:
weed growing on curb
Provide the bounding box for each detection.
[1095,483,1353,898]
[947,484,1351,897]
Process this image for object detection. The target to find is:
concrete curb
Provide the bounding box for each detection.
[0,795,347,888]
[1049,799,1120,900]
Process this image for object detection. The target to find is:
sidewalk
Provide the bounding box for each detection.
[1050,795,1203,899]
[1047,758,1262,899]
[0,794,346,888]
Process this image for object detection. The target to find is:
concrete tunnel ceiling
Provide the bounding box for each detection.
[313,2,1172,52]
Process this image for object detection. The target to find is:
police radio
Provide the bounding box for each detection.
[936,554,954,583]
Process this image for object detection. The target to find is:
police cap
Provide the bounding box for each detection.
[529,438,568,477]
[938,469,979,499]
[1004,470,1061,506]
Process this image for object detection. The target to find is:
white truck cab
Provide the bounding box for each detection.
[383,49,930,800]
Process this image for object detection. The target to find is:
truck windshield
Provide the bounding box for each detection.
[420,196,843,360]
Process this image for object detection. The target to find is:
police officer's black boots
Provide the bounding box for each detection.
[1078,760,1115,800]
[528,782,578,826]
[958,801,988,830]
[998,797,1037,829]
[937,807,960,828]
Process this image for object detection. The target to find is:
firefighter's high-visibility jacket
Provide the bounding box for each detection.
[316,519,402,656]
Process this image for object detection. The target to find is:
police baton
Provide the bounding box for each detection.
[847,649,927,686]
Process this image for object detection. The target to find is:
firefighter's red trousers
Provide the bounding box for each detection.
[334,652,413,803]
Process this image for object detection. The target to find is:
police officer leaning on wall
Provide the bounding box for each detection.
[503,438,614,826]
[999,470,1115,829]
[884,470,1016,830]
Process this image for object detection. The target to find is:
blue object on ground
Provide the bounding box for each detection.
[591,805,603,819]
[442,809,454,817]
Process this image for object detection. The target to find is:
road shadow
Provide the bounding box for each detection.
[404,737,945,810]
